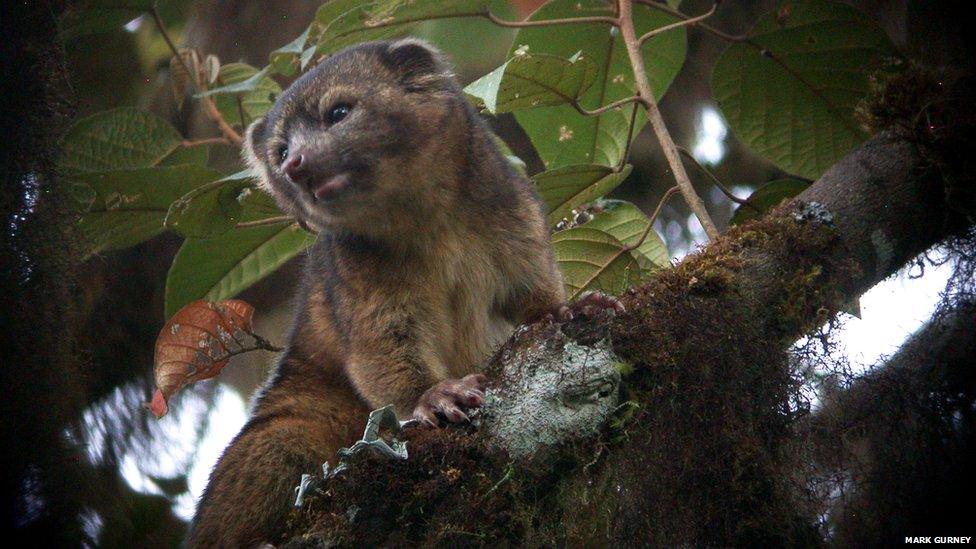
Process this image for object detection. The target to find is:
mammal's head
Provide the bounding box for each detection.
[244,39,465,234]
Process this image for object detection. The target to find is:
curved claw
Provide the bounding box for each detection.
[554,290,625,322]
[412,373,487,428]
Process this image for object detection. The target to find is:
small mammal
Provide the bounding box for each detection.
[188,39,618,547]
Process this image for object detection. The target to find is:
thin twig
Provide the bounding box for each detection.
[626,185,679,251]
[638,2,717,44]
[483,11,618,28]
[215,72,250,130]
[618,0,719,240]
[633,0,746,42]
[676,147,755,208]
[199,98,243,145]
[235,216,296,229]
[572,96,646,117]
[150,3,243,145]
[235,95,248,129]
[181,137,232,147]
[617,103,641,172]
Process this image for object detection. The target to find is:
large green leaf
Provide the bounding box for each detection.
[269,26,312,76]
[711,0,898,180]
[534,164,631,226]
[315,0,491,56]
[70,165,223,256]
[583,200,670,269]
[165,220,314,319]
[157,144,209,167]
[197,64,281,128]
[464,52,598,114]
[60,108,184,172]
[164,171,260,239]
[511,0,686,169]
[552,226,641,299]
[729,178,811,225]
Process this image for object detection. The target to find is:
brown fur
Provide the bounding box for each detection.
[187,39,564,547]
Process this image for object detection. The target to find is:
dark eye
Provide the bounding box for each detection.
[326,103,352,124]
[277,144,289,164]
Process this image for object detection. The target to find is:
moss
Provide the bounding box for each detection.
[280,192,966,546]
[857,65,976,224]
[595,203,854,545]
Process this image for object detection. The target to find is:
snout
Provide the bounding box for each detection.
[281,149,352,202]
[282,153,307,184]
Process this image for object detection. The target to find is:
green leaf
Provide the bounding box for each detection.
[164,221,314,318]
[70,165,224,256]
[197,64,281,127]
[583,200,670,270]
[534,164,632,226]
[164,169,265,238]
[60,108,184,172]
[729,178,811,225]
[315,0,491,56]
[165,181,250,239]
[711,0,899,180]
[510,0,686,169]
[464,52,598,114]
[269,26,312,76]
[157,144,209,167]
[552,226,641,299]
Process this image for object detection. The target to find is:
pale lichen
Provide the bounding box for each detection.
[483,332,621,460]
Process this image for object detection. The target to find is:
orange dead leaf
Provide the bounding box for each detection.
[146,299,279,418]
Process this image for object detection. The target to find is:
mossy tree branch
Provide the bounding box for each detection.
[281,81,974,546]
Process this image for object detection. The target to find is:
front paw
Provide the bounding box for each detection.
[412,373,486,428]
[554,290,625,321]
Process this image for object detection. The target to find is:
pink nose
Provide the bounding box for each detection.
[282,154,306,184]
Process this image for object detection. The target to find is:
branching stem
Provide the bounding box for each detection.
[676,147,755,209]
[617,0,719,240]
[483,11,618,28]
[626,186,679,251]
[235,216,296,229]
[182,137,232,147]
[572,96,646,117]
[637,2,718,44]
[633,0,747,42]
[150,3,242,145]
[618,103,641,171]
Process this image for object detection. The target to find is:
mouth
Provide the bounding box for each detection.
[310,172,352,201]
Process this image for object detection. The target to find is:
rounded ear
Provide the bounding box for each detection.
[384,38,454,93]
[242,117,268,173]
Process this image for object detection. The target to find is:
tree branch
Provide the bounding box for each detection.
[284,90,974,543]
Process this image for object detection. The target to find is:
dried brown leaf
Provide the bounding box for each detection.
[146,299,275,418]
